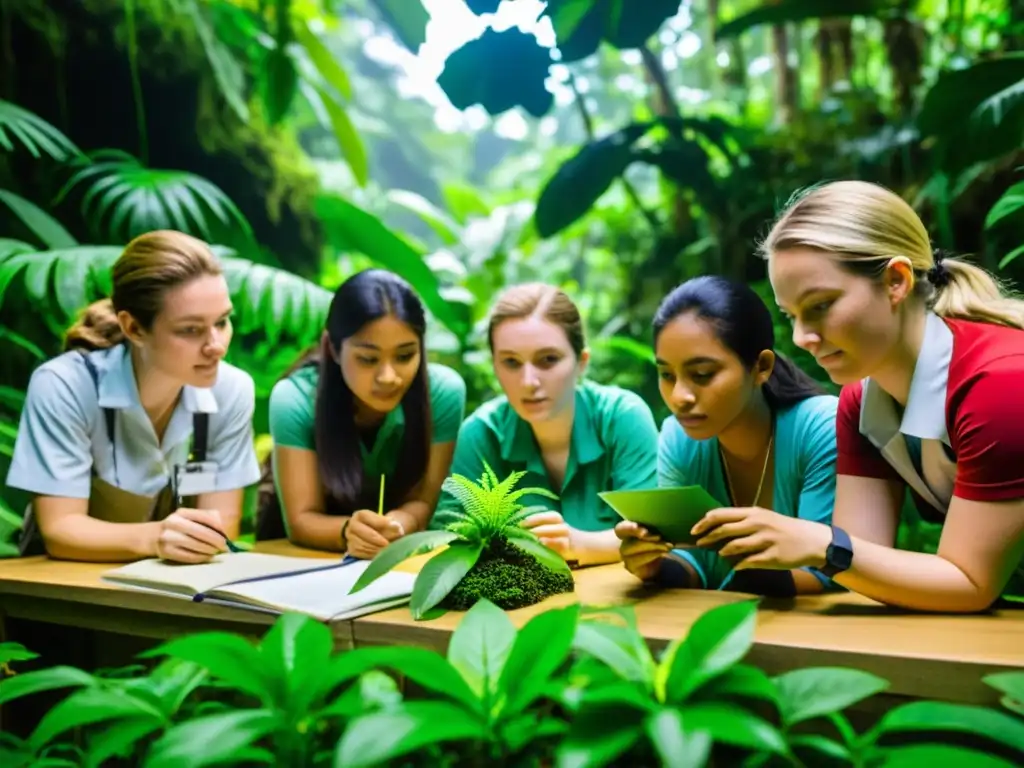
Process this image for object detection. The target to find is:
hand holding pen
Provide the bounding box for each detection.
[155,507,240,563]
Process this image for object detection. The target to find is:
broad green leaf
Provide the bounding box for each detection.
[873,701,1024,754]
[773,667,889,727]
[438,28,553,118]
[694,665,780,708]
[0,98,81,160]
[411,540,483,619]
[716,0,893,41]
[788,734,851,762]
[878,743,1019,767]
[644,708,712,768]
[366,0,429,52]
[144,709,279,768]
[318,87,368,187]
[663,600,759,704]
[0,190,77,249]
[334,700,486,767]
[984,671,1024,717]
[543,0,683,61]
[139,632,270,703]
[260,44,298,125]
[534,123,653,238]
[350,529,460,594]
[30,687,165,750]
[572,620,653,686]
[183,0,249,122]
[999,243,1024,270]
[259,612,334,712]
[329,645,479,713]
[986,181,1024,230]
[84,716,163,768]
[590,335,656,365]
[0,641,38,665]
[320,670,402,719]
[558,696,646,768]
[447,597,515,701]
[0,666,95,706]
[682,702,788,754]
[122,658,207,718]
[315,194,469,337]
[387,190,461,245]
[499,604,580,717]
[506,526,573,575]
[295,20,352,100]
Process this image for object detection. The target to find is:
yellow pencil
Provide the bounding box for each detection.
[378,473,386,515]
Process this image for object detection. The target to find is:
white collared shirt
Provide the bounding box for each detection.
[6,343,261,499]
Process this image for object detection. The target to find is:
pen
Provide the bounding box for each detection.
[198,521,242,553]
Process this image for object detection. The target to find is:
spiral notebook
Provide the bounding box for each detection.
[102,552,414,621]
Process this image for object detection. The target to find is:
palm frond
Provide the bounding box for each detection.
[54,150,254,246]
[0,100,81,161]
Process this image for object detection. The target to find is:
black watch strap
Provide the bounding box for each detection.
[820,525,853,578]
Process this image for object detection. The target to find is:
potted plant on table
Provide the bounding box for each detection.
[348,462,574,619]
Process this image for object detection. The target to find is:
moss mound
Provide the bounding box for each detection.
[441,536,575,612]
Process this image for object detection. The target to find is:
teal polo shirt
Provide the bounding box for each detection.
[435,380,659,532]
[658,394,840,590]
[268,362,466,507]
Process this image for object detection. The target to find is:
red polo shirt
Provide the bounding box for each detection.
[837,317,1024,504]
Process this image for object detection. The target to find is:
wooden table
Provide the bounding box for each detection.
[0,542,1021,712]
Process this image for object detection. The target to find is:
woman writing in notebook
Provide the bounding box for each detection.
[6,231,261,563]
[434,283,660,567]
[691,181,1024,612]
[267,269,467,558]
[616,276,840,596]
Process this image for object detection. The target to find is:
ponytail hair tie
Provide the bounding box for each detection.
[927,248,952,288]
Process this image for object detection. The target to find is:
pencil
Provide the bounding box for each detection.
[378,473,385,516]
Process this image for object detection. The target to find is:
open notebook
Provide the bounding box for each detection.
[102,552,415,621]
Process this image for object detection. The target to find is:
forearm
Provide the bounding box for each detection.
[289,509,348,552]
[42,516,160,562]
[820,535,993,612]
[574,528,625,567]
[388,501,430,534]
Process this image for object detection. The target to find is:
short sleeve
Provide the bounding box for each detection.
[6,368,93,499]
[428,365,467,444]
[836,383,900,480]
[607,392,659,492]
[795,397,839,525]
[268,376,315,451]
[951,368,1024,501]
[431,413,505,527]
[209,369,261,491]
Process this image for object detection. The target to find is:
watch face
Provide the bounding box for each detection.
[828,544,853,570]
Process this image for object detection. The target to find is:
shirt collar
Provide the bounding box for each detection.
[97,343,219,414]
[860,312,952,445]
[499,385,606,466]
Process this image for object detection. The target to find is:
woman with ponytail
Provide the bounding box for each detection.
[6,231,260,562]
[692,180,1024,612]
[616,276,840,596]
[267,269,466,557]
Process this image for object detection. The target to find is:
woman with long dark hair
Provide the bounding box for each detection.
[267,269,466,557]
[616,275,840,596]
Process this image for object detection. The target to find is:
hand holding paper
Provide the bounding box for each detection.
[599,486,723,546]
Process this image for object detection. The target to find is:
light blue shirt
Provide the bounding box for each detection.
[658,394,840,590]
[6,343,261,500]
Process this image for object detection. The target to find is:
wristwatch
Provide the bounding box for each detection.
[820,525,853,577]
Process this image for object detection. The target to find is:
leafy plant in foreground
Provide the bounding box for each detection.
[350,461,574,619]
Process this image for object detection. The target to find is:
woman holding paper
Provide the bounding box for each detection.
[689,181,1024,612]
[433,283,660,568]
[616,276,840,596]
[6,231,261,563]
[267,269,466,558]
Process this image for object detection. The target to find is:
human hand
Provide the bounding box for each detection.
[615,520,670,581]
[345,509,405,559]
[156,507,230,563]
[522,510,577,561]
[691,506,830,571]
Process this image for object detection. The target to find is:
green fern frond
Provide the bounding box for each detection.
[508,505,548,527]
[482,460,503,490]
[492,467,529,498]
[505,486,558,507]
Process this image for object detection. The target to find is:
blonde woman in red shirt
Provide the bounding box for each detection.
[691,180,1024,613]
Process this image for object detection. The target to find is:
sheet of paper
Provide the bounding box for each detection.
[210,560,415,620]
[103,553,343,595]
[599,485,723,545]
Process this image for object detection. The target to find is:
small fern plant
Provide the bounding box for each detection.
[348,461,573,619]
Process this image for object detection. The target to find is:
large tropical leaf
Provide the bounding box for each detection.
[543,0,684,61]
[175,0,250,122]
[0,99,81,161]
[715,0,898,41]
[53,150,254,247]
[366,0,430,53]
[0,190,78,250]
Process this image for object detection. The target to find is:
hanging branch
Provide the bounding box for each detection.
[567,70,661,234]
